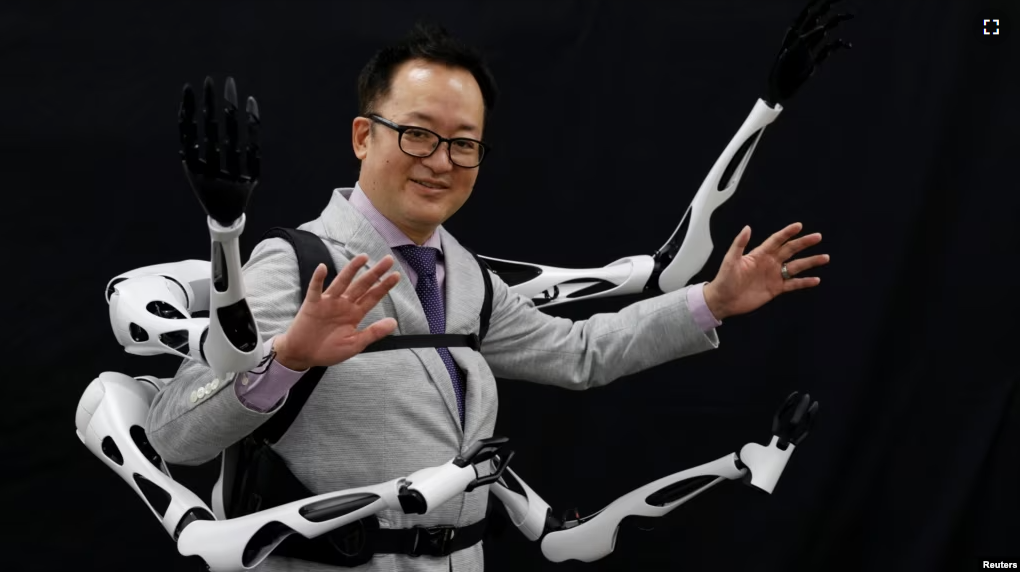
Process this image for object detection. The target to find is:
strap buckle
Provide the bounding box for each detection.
[409,525,456,557]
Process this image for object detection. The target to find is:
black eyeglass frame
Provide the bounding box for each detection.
[366,114,491,168]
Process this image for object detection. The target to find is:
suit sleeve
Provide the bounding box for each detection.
[234,336,309,413]
[479,272,720,391]
[144,237,306,465]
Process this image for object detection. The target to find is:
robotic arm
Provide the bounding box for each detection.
[76,370,515,571]
[481,98,781,307]
[482,0,852,306]
[76,1,850,568]
[75,75,520,570]
[106,260,211,360]
[105,77,268,383]
[103,0,854,366]
[180,75,266,380]
[490,392,818,562]
[481,7,845,552]
[75,361,812,571]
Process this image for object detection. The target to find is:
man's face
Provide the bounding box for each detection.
[353,59,486,242]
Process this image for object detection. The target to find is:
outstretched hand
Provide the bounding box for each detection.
[703,223,829,320]
[274,254,401,370]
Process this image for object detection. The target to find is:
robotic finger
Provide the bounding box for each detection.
[201,77,221,179]
[795,12,854,60]
[773,391,819,449]
[767,0,855,106]
[244,95,260,179]
[223,77,241,178]
[180,76,259,228]
[792,0,839,31]
[178,83,199,172]
[814,38,853,67]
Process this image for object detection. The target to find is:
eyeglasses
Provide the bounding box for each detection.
[366,114,490,168]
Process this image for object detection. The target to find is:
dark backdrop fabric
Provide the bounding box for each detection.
[2,1,1017,571]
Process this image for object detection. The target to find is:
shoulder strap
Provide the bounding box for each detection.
[262,227,340,297]
[463,247,493,344]
[253,227,335,445]
[252,229,494,444]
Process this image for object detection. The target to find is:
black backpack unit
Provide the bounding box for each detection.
[222,227,494,566]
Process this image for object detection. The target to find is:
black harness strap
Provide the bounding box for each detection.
[253,228,334,445]
[463,245,493,343]
[226,227,495,566]
[254,227,493,445]
[364,333,480,352]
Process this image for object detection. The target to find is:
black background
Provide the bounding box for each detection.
[2,1,1018,571]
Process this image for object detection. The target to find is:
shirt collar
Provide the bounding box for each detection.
[348,182,443,253]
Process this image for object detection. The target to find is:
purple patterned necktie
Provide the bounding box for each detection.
[394,245,466,425]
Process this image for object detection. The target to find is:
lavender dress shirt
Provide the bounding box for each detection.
[234,184,722,412]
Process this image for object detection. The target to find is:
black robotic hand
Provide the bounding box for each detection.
[457,436,516,492]
[179,76,260,227]
[773,391,819,449]
[765,0,854,107]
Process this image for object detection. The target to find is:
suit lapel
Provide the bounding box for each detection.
[318,189,430,336]
[439,230,487,436]
[450,346,483,440]
[317,189,464,430]
[440,229,484,337]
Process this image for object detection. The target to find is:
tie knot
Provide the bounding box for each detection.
[395,245,439,277]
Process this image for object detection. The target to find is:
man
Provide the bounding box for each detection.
[146,23,829,572]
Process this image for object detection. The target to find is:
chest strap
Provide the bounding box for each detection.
[364,333,480,352]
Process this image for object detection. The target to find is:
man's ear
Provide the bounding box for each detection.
[352,117,371,160]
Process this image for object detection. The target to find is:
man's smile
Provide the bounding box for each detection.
[409,178,449,191]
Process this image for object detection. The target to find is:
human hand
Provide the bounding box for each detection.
[703,223,829,320]
[274,254,401,370]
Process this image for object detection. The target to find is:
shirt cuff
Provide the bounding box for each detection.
[686,282,723,332]
[234,337,309,413]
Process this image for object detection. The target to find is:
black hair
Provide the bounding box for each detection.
[357,22,498,118]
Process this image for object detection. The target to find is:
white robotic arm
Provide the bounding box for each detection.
[77,91,803,571]
[489,391,818,563]
[480,0,855,307]
[75,365,813,570]
[76,370,515,571]
[75,364,812,570]
[107,261,211,362]
[479,99,782,308]
[106,215,264,380]
[79,0,853,561]
[182,435,511,571]
[103,93,771,370]
[106,76,266,382]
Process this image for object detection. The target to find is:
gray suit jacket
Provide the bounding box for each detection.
[146,188,720,572]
